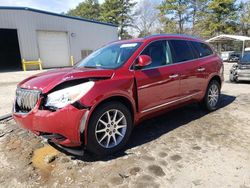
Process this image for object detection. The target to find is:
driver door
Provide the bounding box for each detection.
[134,40,181,114]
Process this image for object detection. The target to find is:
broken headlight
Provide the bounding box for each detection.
[45,81,94,109]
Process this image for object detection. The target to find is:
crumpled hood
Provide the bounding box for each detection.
[18,67,114,93]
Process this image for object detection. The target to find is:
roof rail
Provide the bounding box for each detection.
[144,34,200,40]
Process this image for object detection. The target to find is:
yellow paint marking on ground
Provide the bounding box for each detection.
[32,145,59,173]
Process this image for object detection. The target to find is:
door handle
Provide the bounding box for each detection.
[169,74,179,79]
[197,67,206,72]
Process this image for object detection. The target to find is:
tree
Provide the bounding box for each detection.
[158,0,190,34]
[197,0,239,37]
[189,0,210,35]
[100,0,136,39]
[132,0,161,37]
[157,16,179,34]
[67,0,100,20]
[239,1,250,36]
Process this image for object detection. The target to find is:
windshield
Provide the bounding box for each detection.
[77,42,142,69]
[241,52,250,64]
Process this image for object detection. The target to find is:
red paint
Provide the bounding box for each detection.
[137,55,152,67]
[13,35,223,147]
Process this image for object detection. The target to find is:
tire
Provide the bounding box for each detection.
[201,80,221,112]
[86,101,132,156]
[229,73,235,82]
[235,76,239,83]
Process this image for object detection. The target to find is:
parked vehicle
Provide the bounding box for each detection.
[13,34,224,156]
[221,51,234,61]
[221,51,240,62]
[228,53,240,62]
[230,51,250,82]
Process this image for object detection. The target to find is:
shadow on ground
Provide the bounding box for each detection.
[225,80,250,84]
[50,94,236,162]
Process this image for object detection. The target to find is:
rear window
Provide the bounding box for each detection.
[169,40,195,63]
[191,42,213,58]
[241,52,250,64]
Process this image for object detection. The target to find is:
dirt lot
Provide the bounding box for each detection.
[0,64,250,188]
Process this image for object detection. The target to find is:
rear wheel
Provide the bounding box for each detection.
[86,101,132,156]
[201,80,221,112]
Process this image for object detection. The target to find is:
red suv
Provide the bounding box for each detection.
[13,35,223,156]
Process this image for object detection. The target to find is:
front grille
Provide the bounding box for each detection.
[15,88,41,113]
[239,64,250,70]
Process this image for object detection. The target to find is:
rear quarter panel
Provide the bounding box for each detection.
[202,54,224,98]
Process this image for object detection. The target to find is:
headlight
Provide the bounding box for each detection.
[45,81,94,109]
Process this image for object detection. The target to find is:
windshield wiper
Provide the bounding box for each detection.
[83,66,98,69]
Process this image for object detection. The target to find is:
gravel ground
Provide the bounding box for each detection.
[0,63,250,188]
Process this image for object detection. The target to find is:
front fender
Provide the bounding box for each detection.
[78,77,137,145]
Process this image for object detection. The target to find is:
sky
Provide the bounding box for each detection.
[0,0,246,14]
[0,0,138,13]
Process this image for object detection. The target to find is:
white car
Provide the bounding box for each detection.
[221,51,234,61]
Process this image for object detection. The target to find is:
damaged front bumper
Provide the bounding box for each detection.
[13,100,89,147]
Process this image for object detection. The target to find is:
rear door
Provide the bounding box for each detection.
[169,40,201,98]
[134,40,181,114]
[191,41,215,92]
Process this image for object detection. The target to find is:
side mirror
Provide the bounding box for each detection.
[136,55,152,68]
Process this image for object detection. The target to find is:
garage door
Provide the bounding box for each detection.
[37,31,70,68]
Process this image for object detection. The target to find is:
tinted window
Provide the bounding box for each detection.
[140,40,172,69]
[169,40,195,63]
[191,42,213,58]
[241,52,250,64]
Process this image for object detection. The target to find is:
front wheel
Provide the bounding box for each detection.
[86,101,132,156]
[201,80,221,112]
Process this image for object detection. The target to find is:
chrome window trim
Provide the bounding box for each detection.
[129,38,215,71]
[141,92,202,113]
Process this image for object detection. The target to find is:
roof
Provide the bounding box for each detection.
[111,34,203,44]
[206,34,250,43]
[0,6,118,27]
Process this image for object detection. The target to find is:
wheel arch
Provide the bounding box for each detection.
[93,95,135,119]
[82,95,136,145]
[201,74,222,111]
[209,75,222,87]
[200,74,222,101]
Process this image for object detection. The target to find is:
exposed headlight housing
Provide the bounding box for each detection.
[45,81,94,109]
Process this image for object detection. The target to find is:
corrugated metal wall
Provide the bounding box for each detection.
[0,9,118,66]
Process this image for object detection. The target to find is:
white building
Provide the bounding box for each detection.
[0,7,118,70]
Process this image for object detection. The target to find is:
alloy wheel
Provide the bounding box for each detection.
[208,84,219,108]
[95,109,127,149]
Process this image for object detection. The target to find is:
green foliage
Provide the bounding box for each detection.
[158,0,191,34]
[67,0,100,20]
[66,0,248,39]
[100,0,136,39]
[157,0,245,38]
[189,0,210,35]
[239,1,250,35]
[197,0,239,37]
[158,16,179,34]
